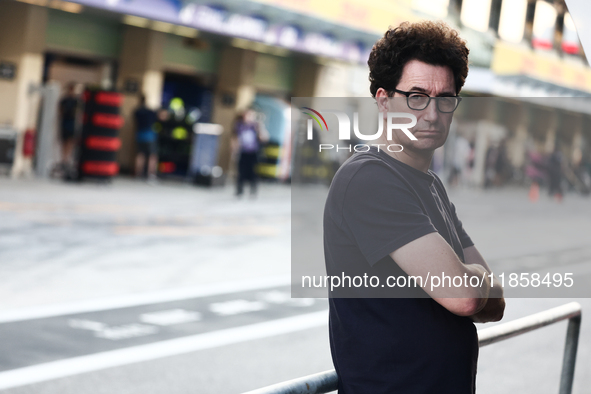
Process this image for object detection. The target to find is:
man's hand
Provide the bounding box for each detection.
[470,283,504,323]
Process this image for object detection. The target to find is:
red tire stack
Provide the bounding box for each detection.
[78,90,123,180]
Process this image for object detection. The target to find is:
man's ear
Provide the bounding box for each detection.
[375,88,390,116]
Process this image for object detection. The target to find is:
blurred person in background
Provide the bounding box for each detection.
[134,94,158,180]
[58,82,81,169]
[484,140,510,188]
[572,151,591,195]
[548,146,564,202]
[525,149,546,202]
[494,139,511,186]
[449,134,471,186]
[232,108,267,197]
[484,144,499,188]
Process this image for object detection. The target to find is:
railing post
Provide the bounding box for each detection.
[558,314,582,394]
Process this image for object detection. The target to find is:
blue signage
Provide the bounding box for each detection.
[71,0,370,63]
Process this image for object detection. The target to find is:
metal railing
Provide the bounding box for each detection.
[243,302,582,394]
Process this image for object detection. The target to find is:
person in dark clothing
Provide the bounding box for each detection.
[324,21,505,394]
[134,95,158,179]
[232,109,264,197]
[59,82,80,166]
[548,147,564,202]
[525,149,547,202]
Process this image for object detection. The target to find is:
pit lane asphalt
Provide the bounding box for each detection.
[0,284,327,373]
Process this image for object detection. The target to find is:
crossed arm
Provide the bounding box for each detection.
[389,232,505,322]
[463,245,505,323]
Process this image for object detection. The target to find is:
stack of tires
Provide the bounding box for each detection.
[78,90,123,180]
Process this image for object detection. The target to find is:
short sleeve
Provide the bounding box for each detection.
[449,202,474,249]
[342,163,437,266]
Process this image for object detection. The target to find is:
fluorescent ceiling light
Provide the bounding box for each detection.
[174,25,199,38]
[123,14,149,27]
[151,21,174,33]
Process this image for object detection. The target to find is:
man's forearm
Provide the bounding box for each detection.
[463,263,491,312]
[463,246,505,322]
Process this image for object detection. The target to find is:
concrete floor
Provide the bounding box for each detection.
[0,177,589,393]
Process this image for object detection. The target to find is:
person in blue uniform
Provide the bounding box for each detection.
[134,94,158,179]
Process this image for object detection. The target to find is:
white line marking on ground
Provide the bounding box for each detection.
[139,309,202,326]
[68,318,160,340]
[209,299,268,316]
[0,311,327,390]
[0,277,291,324]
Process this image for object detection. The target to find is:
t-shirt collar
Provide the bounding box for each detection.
[374,148,435,184]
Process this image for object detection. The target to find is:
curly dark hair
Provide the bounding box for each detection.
[368,21,469,97]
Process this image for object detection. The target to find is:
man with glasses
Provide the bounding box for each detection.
[324,21,504,393]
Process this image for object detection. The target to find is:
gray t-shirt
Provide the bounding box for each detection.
[324,147,477,393]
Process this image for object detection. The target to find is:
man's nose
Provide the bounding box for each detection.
[422,99,439,123]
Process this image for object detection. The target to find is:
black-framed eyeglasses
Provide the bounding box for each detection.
[392,88,462,113]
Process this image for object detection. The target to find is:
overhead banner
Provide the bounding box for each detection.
[491,41,591,93]
[70,0,371,63]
